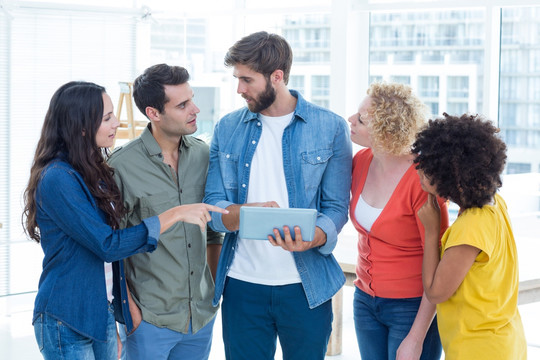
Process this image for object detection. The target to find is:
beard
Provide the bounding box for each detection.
[246,78,276,113]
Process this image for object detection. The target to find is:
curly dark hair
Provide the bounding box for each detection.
[411,113,507,210]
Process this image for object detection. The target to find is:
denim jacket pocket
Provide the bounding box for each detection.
[301,149,333,191]
[218,152,239,190]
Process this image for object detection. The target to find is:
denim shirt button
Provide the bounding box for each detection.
[317,156,321,160]
[252,140,256,144]
[226,154,230,158]
[257,122,261,126]
[245,163,249,167]
[242,184,246,188]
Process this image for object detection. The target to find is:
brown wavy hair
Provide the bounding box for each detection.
[225,31,293,85]
[22,81,124,242]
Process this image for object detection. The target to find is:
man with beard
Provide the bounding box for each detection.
[204,31,352,360]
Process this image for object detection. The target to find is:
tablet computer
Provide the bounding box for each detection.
[239,207,317,241]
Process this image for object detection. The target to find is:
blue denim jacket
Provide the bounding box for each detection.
[32,157,160,342]
[204,90,352,308]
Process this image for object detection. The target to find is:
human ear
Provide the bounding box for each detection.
[145,107,160,122]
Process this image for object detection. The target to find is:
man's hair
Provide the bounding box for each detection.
[224,31,293,84]
[366,82,427,155]
[412,113,507,209]
[133,64,190,117]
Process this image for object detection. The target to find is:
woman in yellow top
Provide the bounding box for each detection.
[412,113,527,359]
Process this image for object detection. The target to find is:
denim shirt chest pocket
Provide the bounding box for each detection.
[218,151,239,190]
[300,149,333,192]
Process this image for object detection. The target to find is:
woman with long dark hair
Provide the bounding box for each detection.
[23,81,225,360]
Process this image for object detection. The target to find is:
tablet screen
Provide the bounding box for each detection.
[238,207,317,241]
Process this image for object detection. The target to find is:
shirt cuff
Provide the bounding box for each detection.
[142,216,160,246]
[316,214,338,255]
[209,200,234,233]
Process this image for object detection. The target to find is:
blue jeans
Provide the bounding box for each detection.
[222,277,333,360]
[123,317,215,360]
[34,303,117,360]
[353,287,441,360]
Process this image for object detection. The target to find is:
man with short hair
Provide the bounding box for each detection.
[204,31,352,360]
[109,63,222,360]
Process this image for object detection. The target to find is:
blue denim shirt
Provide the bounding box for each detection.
[32,157,160,342]
[204,90,352,308]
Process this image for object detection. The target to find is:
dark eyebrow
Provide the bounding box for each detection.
[176,92,195,108]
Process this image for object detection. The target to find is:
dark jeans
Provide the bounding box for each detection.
[221,277,333,360]
[354,287,442,360]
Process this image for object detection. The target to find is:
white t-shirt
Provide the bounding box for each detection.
[354,194,383,232]
[228,112,302,285]
[104,262,113,302]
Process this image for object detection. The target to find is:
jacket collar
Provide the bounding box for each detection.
[242,89,308,123]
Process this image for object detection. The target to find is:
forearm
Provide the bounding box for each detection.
[222,204,241,232]
[158,207,183,234]
[407,293,436,341]
[396,293,437,360]
[422,230,441,303]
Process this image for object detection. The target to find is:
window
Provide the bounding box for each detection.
[507,163,532,174]
[390,76,410,85]
[447,76,469,99]
[500,7,540,164]
[0,4,138,296]
[418,76,439,98]
[311,75,330,97]
[289,75,306,96]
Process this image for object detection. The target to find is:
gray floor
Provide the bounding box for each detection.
[1,285,539,360]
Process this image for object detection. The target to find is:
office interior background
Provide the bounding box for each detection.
[0,0,539,358]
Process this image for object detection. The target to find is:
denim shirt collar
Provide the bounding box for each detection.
[242,89,308,124]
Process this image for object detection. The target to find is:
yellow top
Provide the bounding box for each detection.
[437,194,527,360]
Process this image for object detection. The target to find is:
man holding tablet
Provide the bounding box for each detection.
[204,31,352,360]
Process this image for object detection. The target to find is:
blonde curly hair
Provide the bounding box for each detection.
[366,82,427,156]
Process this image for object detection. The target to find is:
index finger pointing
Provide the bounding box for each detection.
[205,204,229,214]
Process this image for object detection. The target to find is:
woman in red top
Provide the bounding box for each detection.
[348,82,448,360]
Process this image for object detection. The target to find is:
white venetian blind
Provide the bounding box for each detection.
[0,3,139,296]
[0,11,10,296]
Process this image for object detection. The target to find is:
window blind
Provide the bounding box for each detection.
[0,4,138,296]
